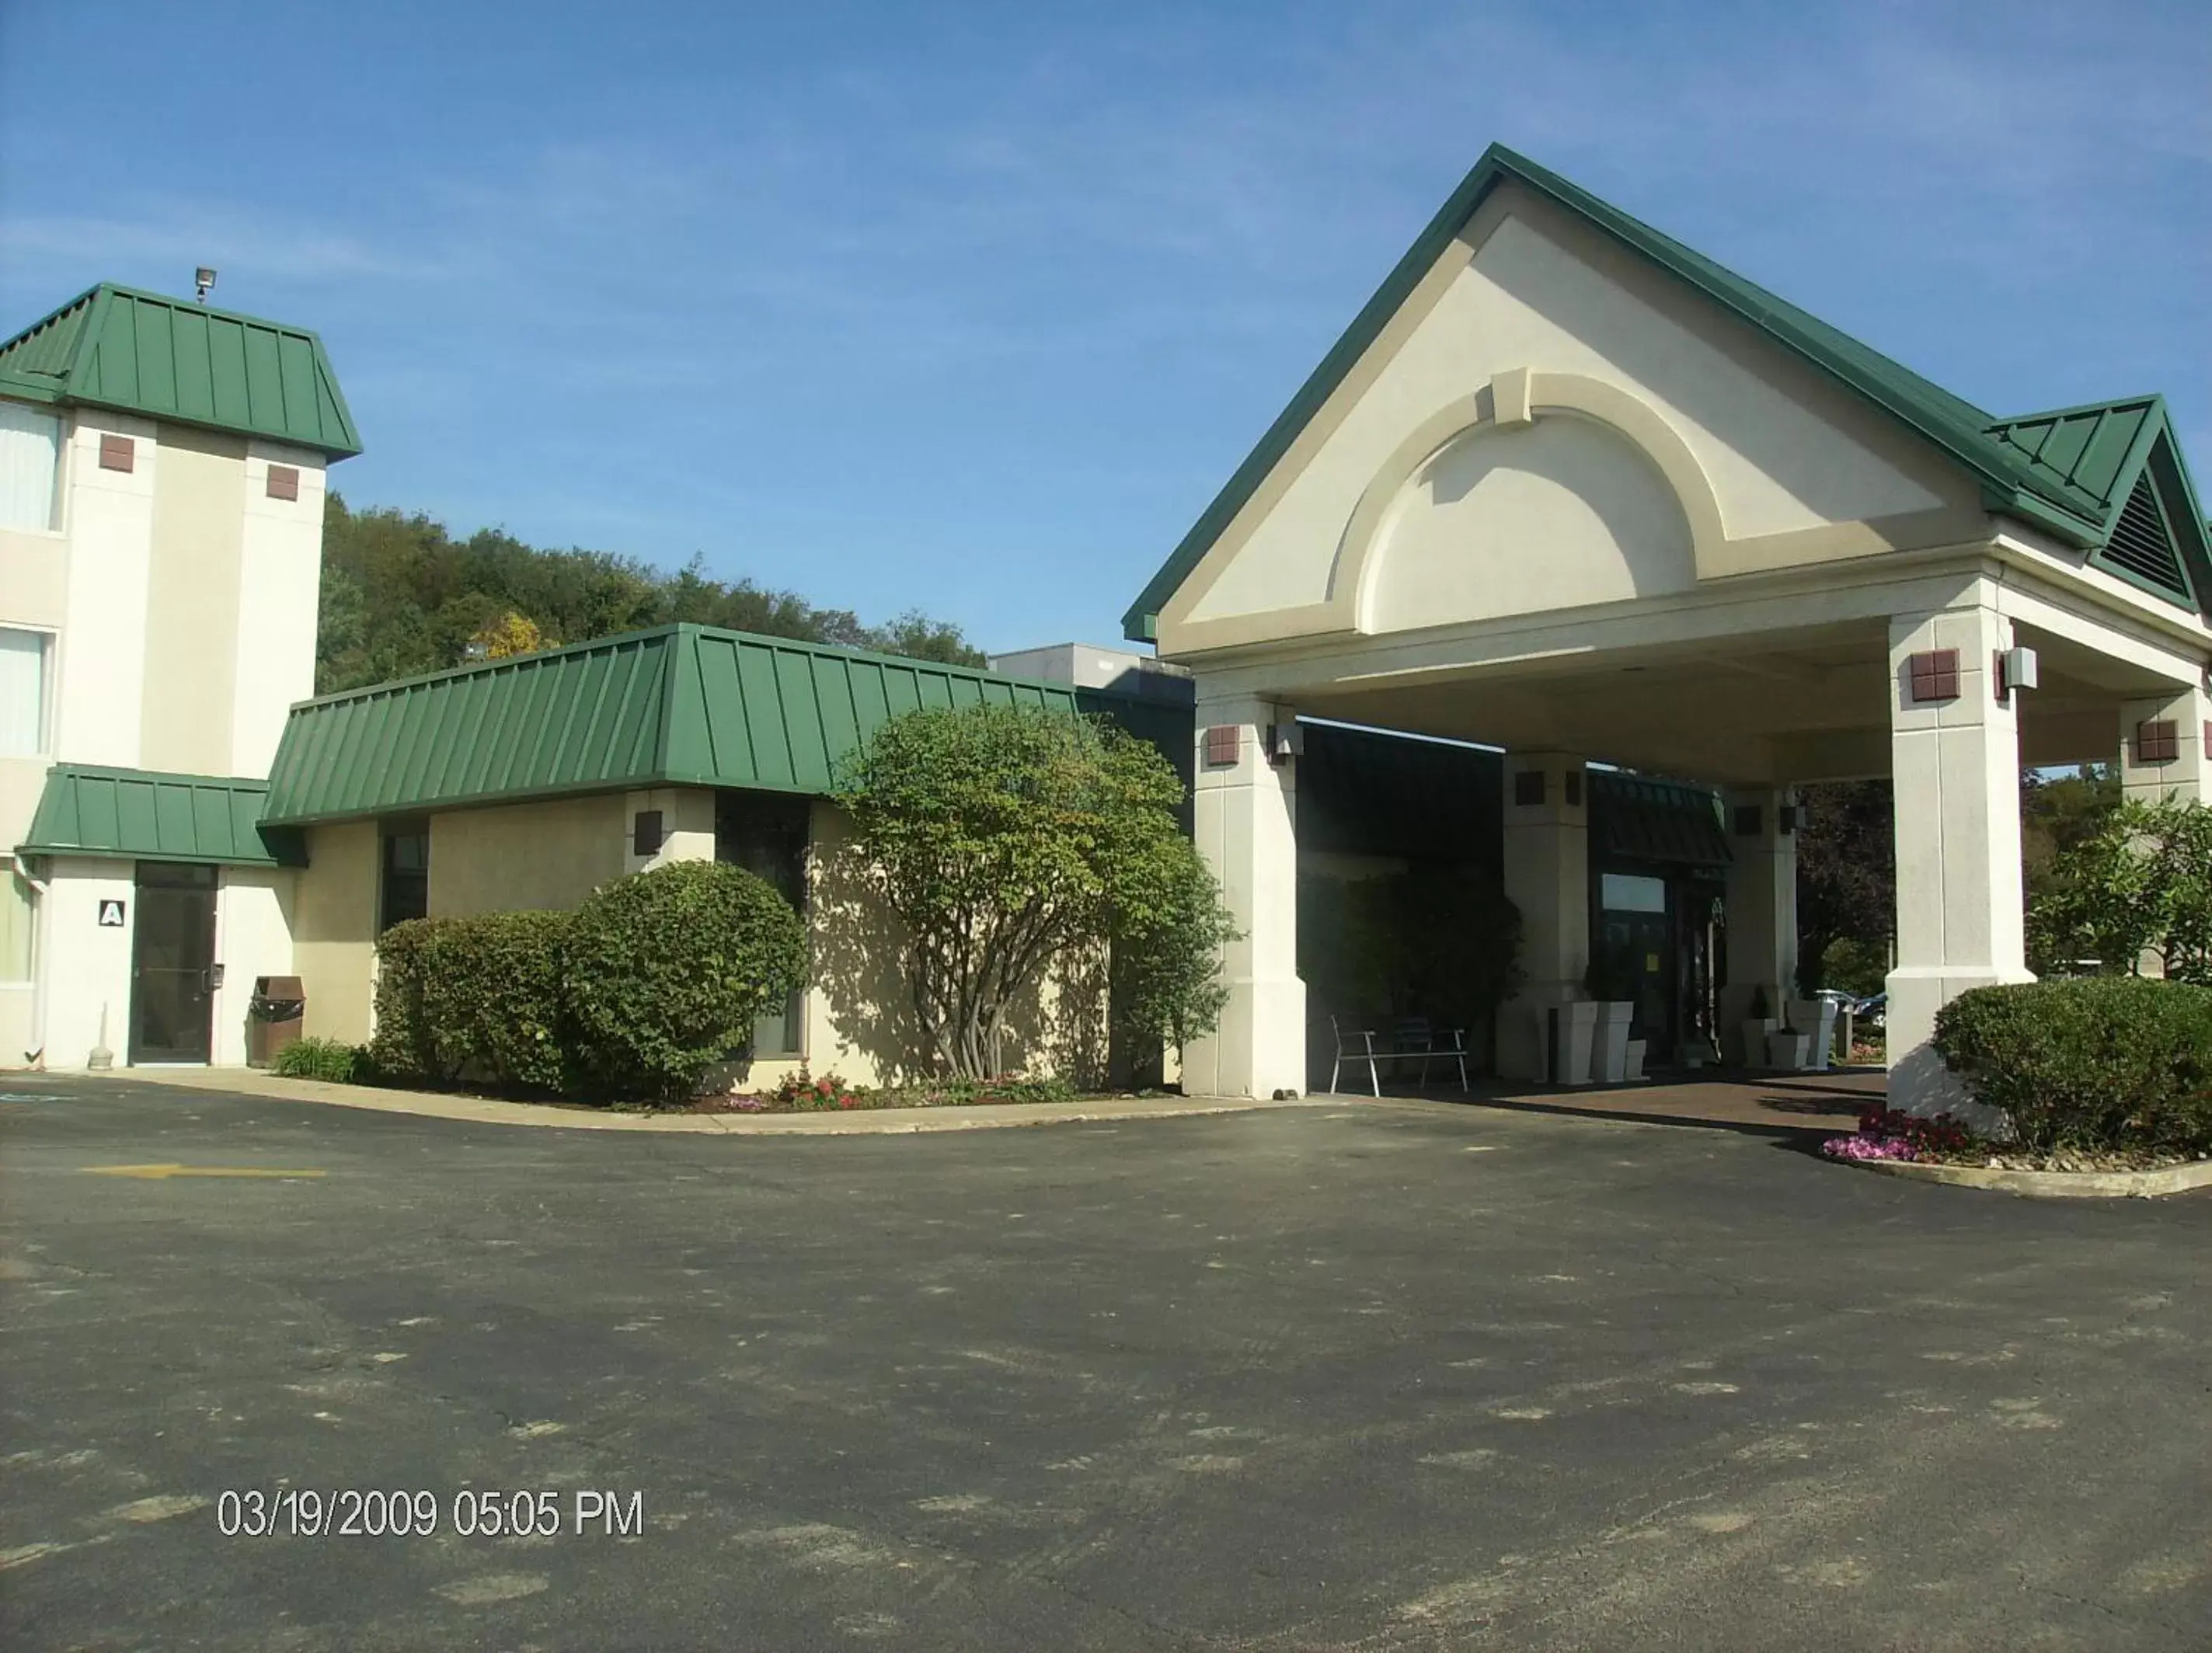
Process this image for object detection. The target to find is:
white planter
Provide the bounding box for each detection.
[1596,1000,1633,1084]
[1789,998,1840,1071]
[1623,1038,1647,1082]
[1547,1000,1600,1086]
[1766,1031,1813,1070]
[1739,1018,1778,1067]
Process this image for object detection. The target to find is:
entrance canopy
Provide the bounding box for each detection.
[1134,144,2212,1112]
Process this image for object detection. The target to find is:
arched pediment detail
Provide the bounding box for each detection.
[1331,371,1728,635]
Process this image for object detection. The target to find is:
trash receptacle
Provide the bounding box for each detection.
[247,975,305,1067]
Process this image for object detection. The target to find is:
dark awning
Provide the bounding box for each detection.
[1590,772,1730,868]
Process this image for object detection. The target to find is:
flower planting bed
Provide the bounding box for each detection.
[669,1069,1141,1115]
[1821,1104,2212,1199]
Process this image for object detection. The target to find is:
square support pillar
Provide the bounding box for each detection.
[1886,598,2032,1121]
[1718,788,1797,1064]
[1496,752,1590,1081]
[2120,684,2212,805]
[1182,696,1305,1098]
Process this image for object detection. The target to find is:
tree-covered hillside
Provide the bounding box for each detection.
[315,494,987,694]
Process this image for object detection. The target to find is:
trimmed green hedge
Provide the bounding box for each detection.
[563,859,808,1101]
[1932,978,2212,1152]
[368,861,806,1101]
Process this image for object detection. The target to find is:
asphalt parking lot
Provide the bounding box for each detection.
[4,1077,2209,1651]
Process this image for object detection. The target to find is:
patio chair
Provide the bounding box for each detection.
[1329,1016,1470,1096]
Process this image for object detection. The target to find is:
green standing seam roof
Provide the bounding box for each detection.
[0,284,361,458]
[1122,143,2210,639]
[261,624,1085,826]
[18,767,306,868]
[1589,773,1731,869]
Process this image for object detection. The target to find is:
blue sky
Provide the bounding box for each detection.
[2,1,2206,653]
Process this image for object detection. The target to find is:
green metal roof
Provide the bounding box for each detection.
[1590,772,1730,869]
[0,284,361,458]
[1123,143,2208,639]
[18,766,306,868]
[262,624,1085,826]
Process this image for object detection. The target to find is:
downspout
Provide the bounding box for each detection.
[12,853,50,1069]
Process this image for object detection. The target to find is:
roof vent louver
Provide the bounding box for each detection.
[2096,472,2189,600]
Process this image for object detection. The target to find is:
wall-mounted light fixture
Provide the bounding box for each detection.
[1995,645,2039,704]
[194,266,217,303]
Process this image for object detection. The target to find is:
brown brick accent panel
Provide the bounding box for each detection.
[2135,719,2179,764]
[1907,649,1959,703]
[98,433,134,472]
[266,464,300,500]
[1202,725,1240,768]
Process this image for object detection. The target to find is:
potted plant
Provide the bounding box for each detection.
[1584,959,1635,1084]
[1740,984,1778,1068]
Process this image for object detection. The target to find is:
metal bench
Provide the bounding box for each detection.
[1329,1015,1470,1096]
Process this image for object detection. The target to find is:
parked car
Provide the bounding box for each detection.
[1850,991,1886,1029]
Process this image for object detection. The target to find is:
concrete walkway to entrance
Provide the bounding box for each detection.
[1340,1067,1881,1137]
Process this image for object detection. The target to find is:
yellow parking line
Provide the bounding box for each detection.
[78,1164,327,1181]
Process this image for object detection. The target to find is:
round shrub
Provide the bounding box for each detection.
[1932,978,2212,1152]
[563,859,808,1100]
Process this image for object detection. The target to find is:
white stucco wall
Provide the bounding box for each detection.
[209,868,298,1066]
[54,413,156,767]
[36,858,134,1069]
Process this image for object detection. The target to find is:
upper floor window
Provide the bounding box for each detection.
[0,628,48,756]
[0,402,61,532]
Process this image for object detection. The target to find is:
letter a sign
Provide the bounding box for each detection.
[98,900,126,927]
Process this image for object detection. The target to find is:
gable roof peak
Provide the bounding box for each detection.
[1126,144,2196,639]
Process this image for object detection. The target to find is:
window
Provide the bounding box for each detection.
[0,402,61,531]
[1600,872,1667,914]
[0,629,48,756]
[379,826,429,932]
[0,867,33,983]
[716,792,810,1057]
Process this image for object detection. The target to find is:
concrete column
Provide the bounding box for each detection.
[2119,684,2212,805]
[1718,788,1797,1063]
[1496,751,1589,1081]
[1182,695,1305,1098]
[1886,597,2032,1119]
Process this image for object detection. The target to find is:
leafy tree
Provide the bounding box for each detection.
[469,611,552,660]
[2027,795,2212,982]
[836,703,1235,1080]
[1794,781,1894,993]
[316,494,987,694]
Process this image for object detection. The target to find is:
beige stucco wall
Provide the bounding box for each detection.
[232,445,325,776]
[293,821,378,1045]
[140,427,247,776]
[427,794,630,917]
[1173,181,1978,645]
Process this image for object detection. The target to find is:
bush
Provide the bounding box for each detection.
[368,917,450,1081]
[369,911,572,1091]
[1932,978,2212,1152]
[271,1035,361,1084]
[563,859,809,1101]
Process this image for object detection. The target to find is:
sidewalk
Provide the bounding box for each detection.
[72,1065,1322,1135]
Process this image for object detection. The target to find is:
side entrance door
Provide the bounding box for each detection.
[130,862,218,1063]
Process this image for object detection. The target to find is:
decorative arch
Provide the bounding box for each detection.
[1329,371,1729,634]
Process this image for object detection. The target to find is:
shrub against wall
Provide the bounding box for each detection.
[369,910,571,1091]
[1932,978,2212,1152]
[563,859,809,1100]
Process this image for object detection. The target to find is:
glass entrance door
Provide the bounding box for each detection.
[130,863,218,1063]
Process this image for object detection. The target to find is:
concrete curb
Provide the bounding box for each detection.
[1848,1155,2212,1199]
[70,1067,1311,1136]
